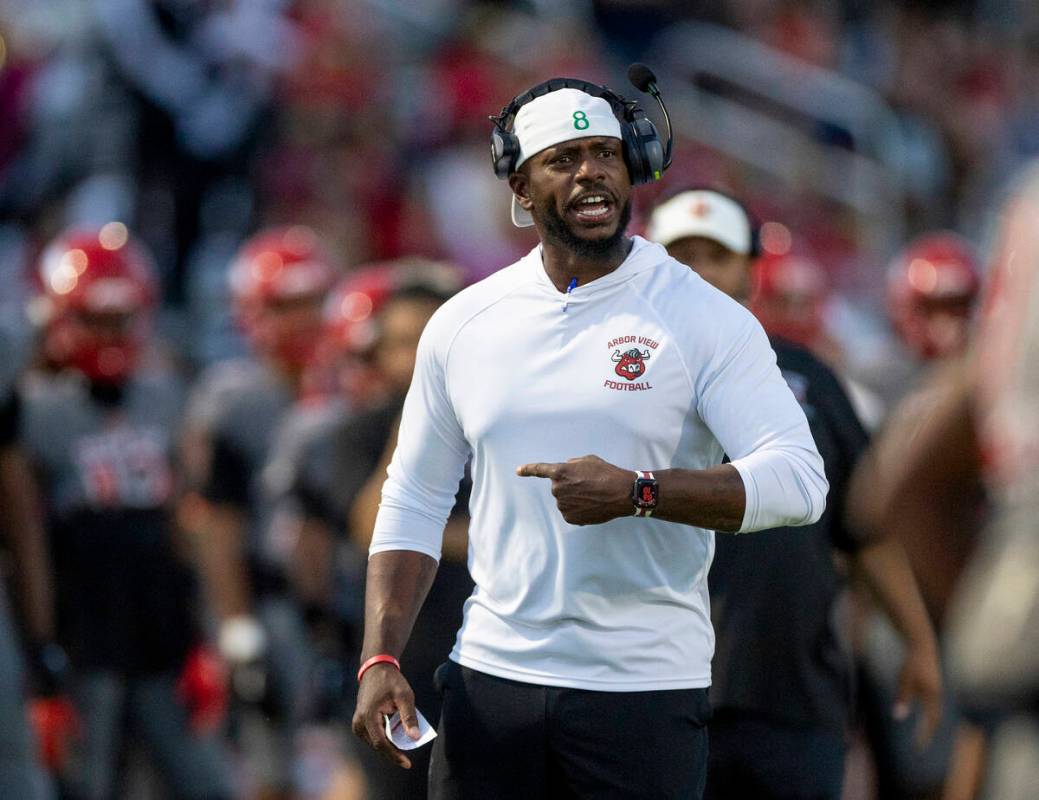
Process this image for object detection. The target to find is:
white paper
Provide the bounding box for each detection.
[383,708,437,750]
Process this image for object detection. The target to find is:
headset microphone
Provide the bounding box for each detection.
[627,63,673,172]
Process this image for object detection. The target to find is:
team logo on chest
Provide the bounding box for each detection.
[612,347,650,380]
[604,335,659,391]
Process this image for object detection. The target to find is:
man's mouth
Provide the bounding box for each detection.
[569,193,614,224]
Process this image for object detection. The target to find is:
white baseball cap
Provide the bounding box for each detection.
[645,189,752,255]
[508,88,623,228]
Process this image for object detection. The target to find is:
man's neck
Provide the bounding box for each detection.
[540,236,634,292]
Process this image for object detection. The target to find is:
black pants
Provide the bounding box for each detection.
[429,660,710,800]
[704,712,846,800]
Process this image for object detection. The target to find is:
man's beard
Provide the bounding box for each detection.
[536,196,632,260]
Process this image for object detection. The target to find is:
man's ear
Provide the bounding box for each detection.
[508,171,533,213]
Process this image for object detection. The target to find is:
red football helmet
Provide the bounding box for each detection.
[228,226,338,369]
[322,264,398,359]
[322,258,462,407]
[323,258,463,356]
[750,251,830,350]
[887,232,980,360]
[35,226,158,384]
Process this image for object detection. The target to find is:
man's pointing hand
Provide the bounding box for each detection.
[516,455,633,525]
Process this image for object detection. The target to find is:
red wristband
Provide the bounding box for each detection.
[357,654,401,684]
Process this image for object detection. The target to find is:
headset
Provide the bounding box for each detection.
[489,65,674,187]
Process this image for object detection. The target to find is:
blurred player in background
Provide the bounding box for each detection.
[850,231,982,800]
[849,162,1039,800]
[179,224,337,798]
[347,266,472,800]
[646,188,942,800]
[19,227,231,800]
[886,233,981,374]
[269,259,469,798]
[749,243,885,430]
[750,247,843,366]
[0,327,58,799]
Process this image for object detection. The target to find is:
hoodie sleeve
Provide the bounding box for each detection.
[695,314,829,532]
[369,311,469,561]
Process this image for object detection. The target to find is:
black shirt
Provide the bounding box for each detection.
[19,372,197,676]
[292,397,471,534]
[0,390,18,448]
[709,337,870,734]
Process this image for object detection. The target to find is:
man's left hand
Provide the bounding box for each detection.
[894,641,944,749]
[517,455,633,525]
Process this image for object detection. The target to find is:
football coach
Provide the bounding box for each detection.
[352,70,828,799]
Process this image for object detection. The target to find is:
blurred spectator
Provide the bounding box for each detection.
[92,0,297,302]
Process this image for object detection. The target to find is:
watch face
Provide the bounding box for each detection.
[633,477,658,508]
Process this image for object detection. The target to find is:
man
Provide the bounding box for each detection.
[351,80,828,799]
[180,225,337,797]
[886,232,980,371]
[848,162,1039,799]
[851,231,984,800]
[20,227,231,799]
[0,330,58,800]
[646,188,942,799]
[273,262,470,798]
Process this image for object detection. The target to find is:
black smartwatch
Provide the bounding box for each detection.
[632,470,658,517]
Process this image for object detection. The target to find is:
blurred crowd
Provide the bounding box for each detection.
[1,0,1038,798]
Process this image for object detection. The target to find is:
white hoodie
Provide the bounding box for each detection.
[371,236,827,691]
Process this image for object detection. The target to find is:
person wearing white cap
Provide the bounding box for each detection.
[351,79,828,799]
[647,189,942,800]
[644,188,757,301]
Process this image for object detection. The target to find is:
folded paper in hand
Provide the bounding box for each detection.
[384,708,437,750]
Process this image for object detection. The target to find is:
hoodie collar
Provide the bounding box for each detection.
[528,236,666,299]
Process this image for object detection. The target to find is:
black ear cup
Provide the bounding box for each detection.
[619,116,648,186]
[626,113,664,185]
[491,127,520,180]
[489,78,666,186]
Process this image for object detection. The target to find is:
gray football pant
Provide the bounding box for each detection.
[0,594,53,800]
[66,671,232,800]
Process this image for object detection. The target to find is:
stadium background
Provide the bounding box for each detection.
[1,0,1035,798]
[4,0,1037,378]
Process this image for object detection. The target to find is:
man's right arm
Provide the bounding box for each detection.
[351,550,438,769]
[177,382,267,687]
[351,305,469,766]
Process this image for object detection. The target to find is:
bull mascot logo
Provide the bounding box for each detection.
[611,348,650,381]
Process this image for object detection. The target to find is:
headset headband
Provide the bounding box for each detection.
[491,78,638,133]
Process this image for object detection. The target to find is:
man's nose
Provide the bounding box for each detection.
[574,153,605,182]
